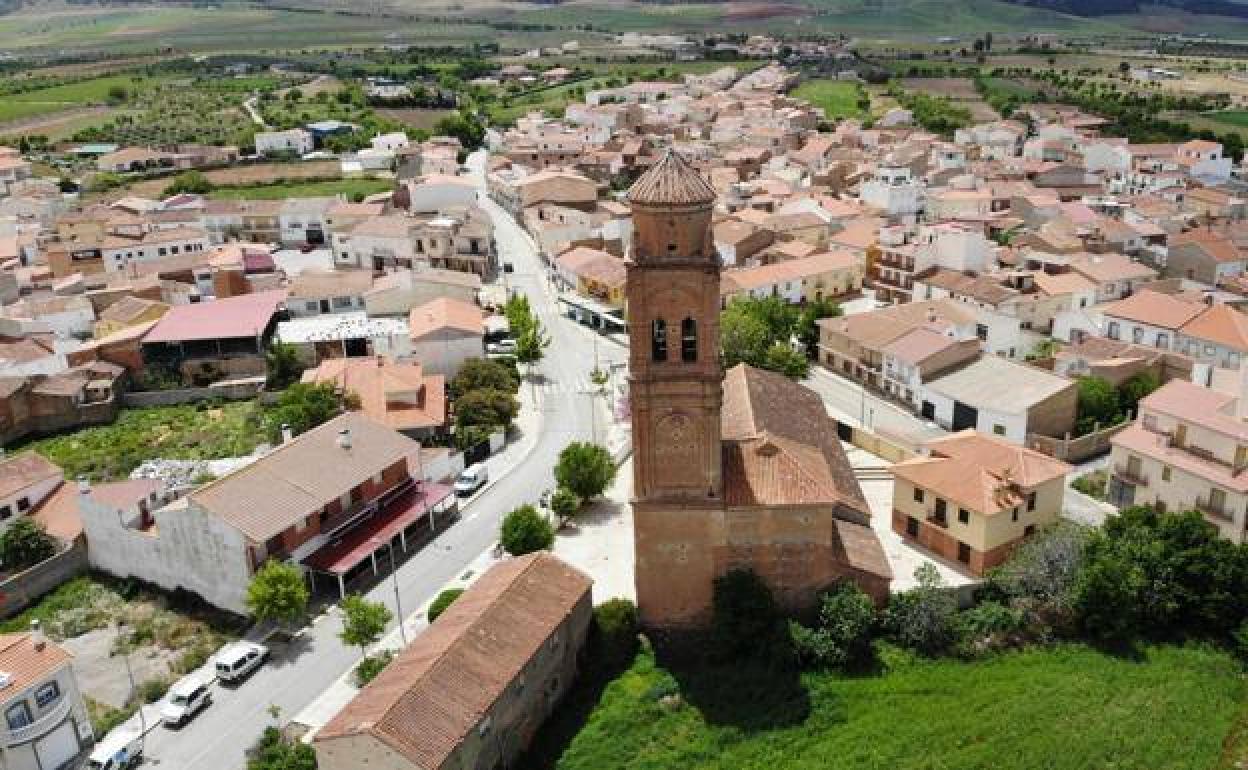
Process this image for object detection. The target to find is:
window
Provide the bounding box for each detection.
[681,318,697,363]
[975,324,988,341]
[1026,491,1037,512]
[1012,507,1019,522]
[1157,333,1169,349]
[1205,344,1216,356]
[1162,465,1171,482]
[993,424,1006,436]
[0,505,9,521]
[15,498,28,513]
[1107,321,1120,340]
[933,498,947,526]
[1025,524,1036,537]
[913,487,924,503]
[957,542,971,564]
[5,702,31,731]
[1132,326,1144,344]
[651,319,668,362]
[958,508,969,524]
[906,516,919,537]
[34,681,60,709]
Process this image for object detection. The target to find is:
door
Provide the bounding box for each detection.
[319,299,330,313]
[36,719,80,770]
[952,401,978,432]
[920,401,935,420]
[957,542,971,564]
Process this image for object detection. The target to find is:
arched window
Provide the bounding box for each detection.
[681,318,697,363]
[651,319,667,362]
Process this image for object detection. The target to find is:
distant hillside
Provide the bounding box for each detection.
[1007,0,1248,19]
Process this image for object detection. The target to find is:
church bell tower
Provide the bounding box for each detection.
[626,150,724,627]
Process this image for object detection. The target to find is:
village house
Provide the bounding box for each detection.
[720,250,863,306]
[302,357,447,439]
[555,246,627,309]
[254,129,314,157]
[408,297,484,377]
[362,267,481,318]
[920,356,1078,443]
[891,430,1071,574]
[0,452,63,535]
[314,553,592,770]
[139,289,287,384]
[1167,227,1248,284]
[82,412,456,614]
[0,630,93,770]
[0,362,125,445]
[287,269,375,317]
[879,327,981,410]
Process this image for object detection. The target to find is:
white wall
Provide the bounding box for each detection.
[921,387,1029,443]
[410,331,482,377]
[0,475,63,535]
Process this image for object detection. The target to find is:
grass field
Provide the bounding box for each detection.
[208,177,393,201]
[0,73,170,124]
[1198,110,1248,128]
[790,79,866,120]
[550,643,1245,770]
[16,402,265,481]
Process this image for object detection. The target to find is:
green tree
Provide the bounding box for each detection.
[0,518,56,570]
[265,342,305,389]
[339,594,392,657]
[264,382,343,442]
[554,442,616,502]
[162,170,213,197]
[454,387,519,432]
[796,297,841,356]
[1117,370,1160,418]
[549,486,581,526]
[245,561,309,626]
[427,588,464,622]
[719,297,807,379]
[789,581,877,669]
[514,320,550,371]
[247,727,317,770]
[500,504,554,555]
[720,305,771,369]
[711,568,792,664]
[883,563,958,655]
[1075,375,1121,435]
[762,342,809,378]
[449,357,519,399]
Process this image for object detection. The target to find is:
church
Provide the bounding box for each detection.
[626,150,893,628]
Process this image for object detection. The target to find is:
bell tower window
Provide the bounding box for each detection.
[652,319,668,361]
[681,318,697,362]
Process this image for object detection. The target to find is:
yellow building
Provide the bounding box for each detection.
[94,296,169,339]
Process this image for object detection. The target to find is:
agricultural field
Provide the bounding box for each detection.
[207,176,393,201]
[0,72,172,127]
[548,643,1246,770]
[377,107,456,131]
[789,79,867,120]
[900,77,998,121]
[111,160,343,199]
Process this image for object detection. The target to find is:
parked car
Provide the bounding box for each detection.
[454,463,489,496]
[215,640,269,684]
[86,728,143,769]
[162,675,212,727]
[487,339,518,355]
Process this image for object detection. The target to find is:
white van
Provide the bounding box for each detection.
[454,463,488,496]
[86,728,142,769]
[214,640,269,684]
[161,675,212,727]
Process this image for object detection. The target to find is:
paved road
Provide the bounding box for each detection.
[137,150,624,769]
[803,367,945,445]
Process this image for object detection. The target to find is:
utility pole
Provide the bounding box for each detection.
[119,622,147,748]
[374,538,407,646]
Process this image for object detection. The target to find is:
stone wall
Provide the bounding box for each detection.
[0,541,88,619]
[122,379,264,408]
[1026,421,1129,463]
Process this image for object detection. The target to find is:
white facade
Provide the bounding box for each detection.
[404,178,479,213]
[920,386,1030,443]
[0,649,92,770]
[410,329,482,378]
[859,164,924,220]
[0,476,61,536]
[371,132,410,153]
[255,129,314,157]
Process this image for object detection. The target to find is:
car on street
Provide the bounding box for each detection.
[86,728,143,769]
[215,640,269,684]
[486,339,517,355]
[162,675,212,727]
[453,463,489,496]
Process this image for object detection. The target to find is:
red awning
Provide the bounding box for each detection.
[303,483,453,575]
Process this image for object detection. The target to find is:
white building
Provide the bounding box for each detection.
[859,161,924,221]
[0,453,63,536]
[254,129,314,157]
[0,631,93,770]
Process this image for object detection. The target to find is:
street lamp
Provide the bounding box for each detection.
[116,620,147,747]
[370,537,407,647]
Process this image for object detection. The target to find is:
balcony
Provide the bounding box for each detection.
[1195,497,1234,522]
[7,697,71,746]
[875,272,913,290]
[1113,464,1149,487]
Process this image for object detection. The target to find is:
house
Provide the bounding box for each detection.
[879,327,980,410]
[408,297,484,377]
[0,630,93,770]
[1167,228,1247,284]
[920,356,1078,443]
[720,250,863,305]
[1099,289,1204,352]
[302,357,447,439]
[287,269,374,317]
[314,553,592,770]
[0,452,63,535]
[1065,252,1158,302]
[275,313,412,365]
[93,295,168,338]
[555,246,627,309]
[280,198,336,246]
[139,289,287,385]
[891,430,1071,574]
[1175,303,1248,370]
[95,147,173,173]
[82,412,455,614]
[1109,376,1248,541]
[0,362,125,446]
[254,129,314,157]
[362,268,481,318]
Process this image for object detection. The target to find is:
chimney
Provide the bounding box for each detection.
[337,428,352,450]
[281,424,293,444]
[30,620,45,652]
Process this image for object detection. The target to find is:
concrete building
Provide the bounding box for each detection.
[0,631,92,770]
[362,268,481,318]
[891,430,1071,575]
[314,553,592,770]
[254,129,314,157]
[920,356,1078,444]
[407,297,484,377]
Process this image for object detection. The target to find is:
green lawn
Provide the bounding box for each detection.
[1199,110,1248,129]
[208,177,393,201]
[15,401,265,481]
[790,79,866,120]
[552,643,1245,770]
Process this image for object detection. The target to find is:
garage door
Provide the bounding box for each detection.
[36,720,79,770]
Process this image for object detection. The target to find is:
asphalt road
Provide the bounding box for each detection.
[136,150,623,769]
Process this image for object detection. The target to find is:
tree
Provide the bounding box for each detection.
[514,320,550,371]
[162,170,213,197]
[106,85,129,104]
[987,521,1090,617]
[549,486,581,526]
[0,518,56,571]
[1117,370,1160,418]
[434,110,485,150]
[265,342,304,389]
[247,727,317,770]
[500,504,554,555]
[264,382,343,442]
[427,588,464,622]
[719,297,808,379]
[449,358,519,399]
[246,561,309,626]
[1075,375,1121,435]
[338,594,392,657]
[554,442,616,502]
[789,581,877,669]
[720,305,771,369]
[795,297,841,356]
[455,387,519,432]
[883,563,958,655]
[762,342,809,379]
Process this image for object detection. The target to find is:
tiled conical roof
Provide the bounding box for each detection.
[627,149,717,207]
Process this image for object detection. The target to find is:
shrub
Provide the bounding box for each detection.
[1070,470,1108,501]
[0,518,57,571]
[339,595,393,656]
[499,505,554,556]
[594,598,639,664]
[138,677,169,704]
[955,600,1026,657]
[883,564,959,656]
[248,726,318,770]
[549,486,581,527]
[427,588,464,622]
[353,650,395,687]
[986,521,1090,624]
[789,581,877,670]
[711,568,791,665]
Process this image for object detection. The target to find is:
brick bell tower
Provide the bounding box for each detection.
[626,150,724,628]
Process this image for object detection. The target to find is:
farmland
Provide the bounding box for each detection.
[789,79,868,120]
[900,77,999,122]
[207,176,393,201]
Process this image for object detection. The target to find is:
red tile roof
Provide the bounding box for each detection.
[142,289,286,344]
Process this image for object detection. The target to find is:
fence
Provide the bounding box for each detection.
[0,540,88,619]
[1026,422,1129,464]
[122,378,265,407]
[848,425,917,463]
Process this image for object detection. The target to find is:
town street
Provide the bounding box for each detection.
[136,151,626,769]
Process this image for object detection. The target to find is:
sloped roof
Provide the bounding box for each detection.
[1180,303,1248,352]
[0,633,72,697]
[315,553,591,767]
[142,290,286,344]
[0,452,62,500]
[408,297,484,340]
[627,149,716,207]
[302,357,446,432]
[1101,289,1204,331]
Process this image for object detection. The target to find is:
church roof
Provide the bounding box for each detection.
[627,149,717,207]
